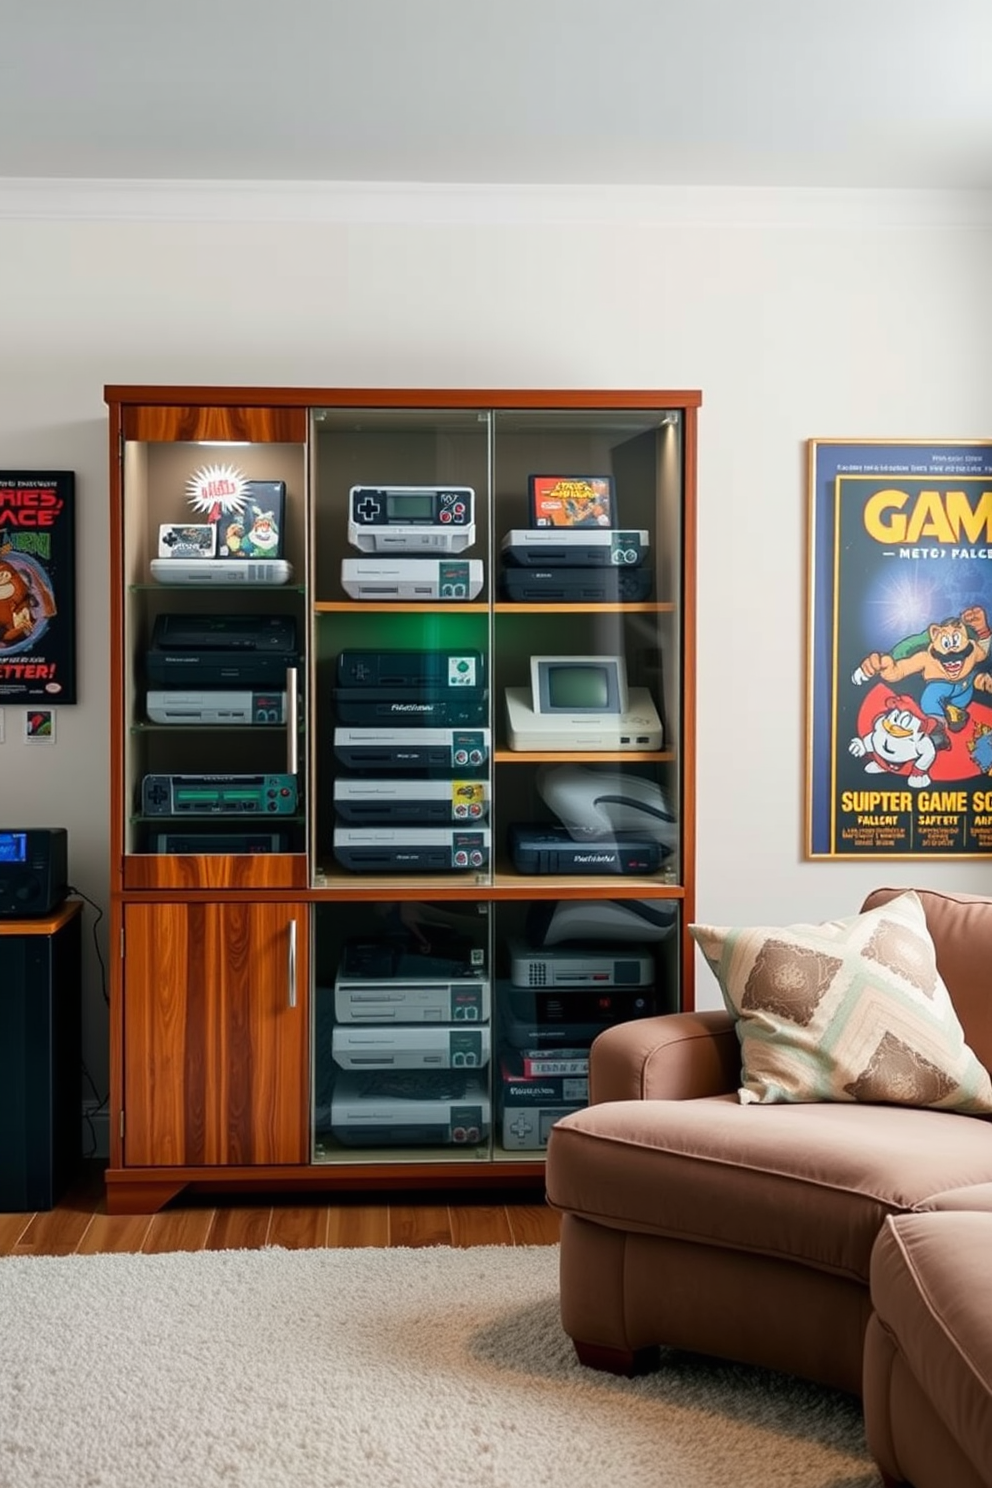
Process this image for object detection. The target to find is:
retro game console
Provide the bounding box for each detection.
[150,830,289,854]
[336,650,484,691]
[332,727,490,772]
[330,1071,490,1147]
[332,1024,491,1071]
[507,824,662,875]
[333,649,488,727]
[499,567,653,603]
[332,976,491,1025]
[332,826,489,872]
[504,687,663,752]
[501,1105,584,1150]
[141,774,298,816]
[508,942,654,986]
[334,691,488,727]
[535,765,677,849]
[348,486,475,553]
[504,654,663,751]
[334,778,489,824]
[149,558,293,585]
[500,986,657,1045]
[500,529,649,567]
[146,689,287,724]
[340,558,484,601]
[146,614,297,688]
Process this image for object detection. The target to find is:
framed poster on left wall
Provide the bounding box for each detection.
[807,439,992,859]
[0,470,76,704]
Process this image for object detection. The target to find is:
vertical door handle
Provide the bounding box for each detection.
[287,917,298,1009]
[285,666,298,778]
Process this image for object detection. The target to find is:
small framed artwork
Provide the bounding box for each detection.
[0,471,76,704]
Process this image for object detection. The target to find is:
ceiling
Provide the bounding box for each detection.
[2,0,991,190]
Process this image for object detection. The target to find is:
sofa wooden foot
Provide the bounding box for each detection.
[573,1340,660,1376]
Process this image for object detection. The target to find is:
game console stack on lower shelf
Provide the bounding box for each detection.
[315,916,492,1158]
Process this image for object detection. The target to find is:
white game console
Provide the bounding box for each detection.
[500,528,649,567]
[508,941,654,987]
[332,976,491,1024]
[146,689,286,725]
[333,778,489,823]
[332,726,490,771]
[150,557,293,586]
[332,825,490,873]
[331,1024,491,1070]
[501,1105,585,1150]
[348,485,476,554]
[330,1072,491,1146]
[340,558,484,601]
[504,686,663,751]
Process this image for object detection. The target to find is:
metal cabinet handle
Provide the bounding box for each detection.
[287,917,298,1009]
[286,666,298,778]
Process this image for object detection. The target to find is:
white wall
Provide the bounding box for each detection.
[1,183,991,1093]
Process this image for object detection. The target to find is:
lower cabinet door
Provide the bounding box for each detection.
[122,902,309,1168]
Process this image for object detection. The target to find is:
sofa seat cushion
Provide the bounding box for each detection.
[546,1096,992,1283]
[870,1212,992,1479]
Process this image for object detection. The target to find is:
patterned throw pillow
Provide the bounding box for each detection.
[690,890,992,1112]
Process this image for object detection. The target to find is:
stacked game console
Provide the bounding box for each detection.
[324,928,492,1149]
[498,473,652,603]
[151,479,293,585]
[341,485,484,601]
[331,648,491,873]
[498,937,657,1149]
[141,611,300,853]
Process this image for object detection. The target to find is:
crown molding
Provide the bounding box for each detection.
[2,178,992,227]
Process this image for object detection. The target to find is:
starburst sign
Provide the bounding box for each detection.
[186,464,248,524]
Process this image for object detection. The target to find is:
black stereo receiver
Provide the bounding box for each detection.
[0,828,69,918]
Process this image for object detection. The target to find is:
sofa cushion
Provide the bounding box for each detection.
[690,890,992,1113]
[545,1097,992,1282]
[870,1212,992,1480]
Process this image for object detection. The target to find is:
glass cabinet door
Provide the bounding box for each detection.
[118,406,308,889]
[310,405,493,888]
[491,407,684,892]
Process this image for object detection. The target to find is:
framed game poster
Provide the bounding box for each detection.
[0,471,76,703]
[807,440,992,858]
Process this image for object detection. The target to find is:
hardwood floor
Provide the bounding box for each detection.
[0,1164,561,1256]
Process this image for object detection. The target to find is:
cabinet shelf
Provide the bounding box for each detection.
[107,385,698,1211]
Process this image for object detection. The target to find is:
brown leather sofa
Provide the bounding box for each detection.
[545,887,992,1487]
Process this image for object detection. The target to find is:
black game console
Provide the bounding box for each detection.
[508,824,662,875]
[333,690,488,727]
[146,613,298,688]
[499,567,654,603]
[336,649,485,691]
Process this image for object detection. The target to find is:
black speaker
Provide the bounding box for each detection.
[0,828,68,918]
[0,903,82,1210]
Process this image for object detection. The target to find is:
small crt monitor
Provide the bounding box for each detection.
[530,655,628,716]
[0,831,27,862]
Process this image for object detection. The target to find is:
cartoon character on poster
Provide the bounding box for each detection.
[0,551,57,652]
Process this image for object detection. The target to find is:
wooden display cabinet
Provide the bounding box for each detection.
[105,387,699,1213]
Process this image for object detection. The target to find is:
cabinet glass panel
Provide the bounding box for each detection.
[311,899,493,1163]
[492,408,683,891]
[121,436,307,874]
[490,897,681,1158]
[310,407,492,888]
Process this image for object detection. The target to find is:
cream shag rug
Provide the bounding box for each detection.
[0,1244,879,1488]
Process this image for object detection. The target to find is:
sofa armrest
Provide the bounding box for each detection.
[588,1009,740,1103]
